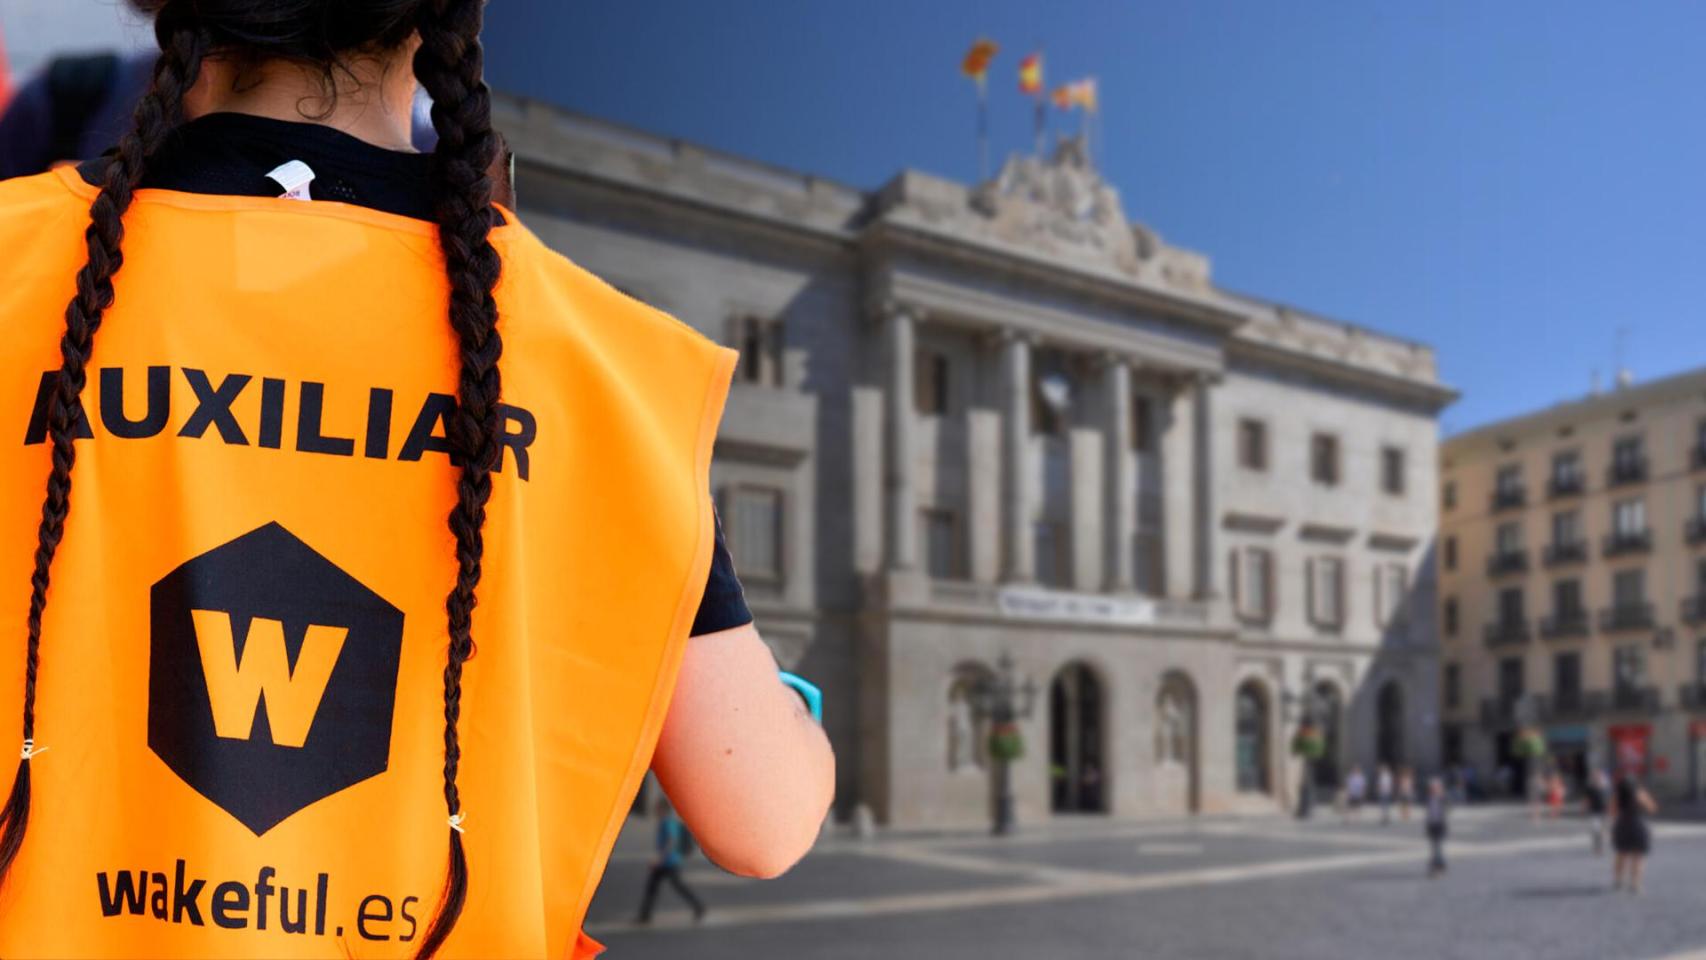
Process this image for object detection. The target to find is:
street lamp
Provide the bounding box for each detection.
[1282,686,1326,820]
[971,652,1038,836]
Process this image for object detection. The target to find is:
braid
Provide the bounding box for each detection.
[410,1,503,956]
[0,20,208,891]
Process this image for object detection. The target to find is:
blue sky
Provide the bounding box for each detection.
[485,0,1706,434]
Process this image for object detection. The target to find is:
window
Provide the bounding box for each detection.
[1697,418,1706,453]
[1234,684,1269,793]
[727,486,783,582]
[1554,652,1582,704]
[1232,547,1275,621]
[1613,644,1645,695]
[731,315,783,387]
[1442,481,1456,511]
[915,349,950,416]
[1552,510,1581,546]
[1613,435,1644,472]
[1498,657,1524,701]
[1031,364,1071,437]
[1612,498,1647,536]
[1496,521,1523,554]
[1552,451,1582,488]
[1498,587,1525,627]
[1697,638,1706,684]
[1443,536,1457,571]
[1310,433,1340,486]
[1381,446,1406,496]
[1496,464,1523,497]
[922,508,963,579]
[1696,557,1706,594]
[1133,530,1162,596]
[1035,520,1070,588]
[1553,579,1583,618]
[1443,597,1459,637]
[1131,395,1154,453]
[1696,483,1706,520]
[1376,562,1407,627]
[1238,419,1268,471]
[1309,556,1345,627]
[1444,663,1460,708]
[1613,568,1646,607]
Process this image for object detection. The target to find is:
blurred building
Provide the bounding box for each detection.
[1440,369,1706,797]
[495,93,1455,826]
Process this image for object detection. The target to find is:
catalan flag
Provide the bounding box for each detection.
[1018,52,1043,96]
[961,38,999,85]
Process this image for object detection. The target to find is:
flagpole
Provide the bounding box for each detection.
[1034,96,1044,157]
[978,79,990,181]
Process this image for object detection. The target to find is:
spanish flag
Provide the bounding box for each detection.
[1018,52,1043,96]
[962,38,999,85]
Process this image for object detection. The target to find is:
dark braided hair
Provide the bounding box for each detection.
[0,3,502,957]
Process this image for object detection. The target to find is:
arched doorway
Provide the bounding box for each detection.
[1049,662,1106,813]
[1155,671,1200,814]
[1235,681,1270,794]
[1376,681,1406,768]
[1312,681,1343,790]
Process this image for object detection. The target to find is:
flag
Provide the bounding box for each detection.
[961,38,998,85]
[1053,78,1098,113]
[1018,52,1043,95]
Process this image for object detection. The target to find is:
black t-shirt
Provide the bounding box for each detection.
[77,112,753,636]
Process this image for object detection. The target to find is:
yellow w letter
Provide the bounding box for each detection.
[191,611,349,748]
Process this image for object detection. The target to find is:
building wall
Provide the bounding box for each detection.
[1440,371,1706,797]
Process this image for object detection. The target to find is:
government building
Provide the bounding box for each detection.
[494,93,1456,827]
[1439,368,1706,798]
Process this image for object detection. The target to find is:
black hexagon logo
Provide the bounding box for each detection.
[148,522,404,835]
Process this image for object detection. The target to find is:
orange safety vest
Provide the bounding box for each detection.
[0,167,736,958]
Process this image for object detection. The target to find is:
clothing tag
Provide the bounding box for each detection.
[265,160,316,201]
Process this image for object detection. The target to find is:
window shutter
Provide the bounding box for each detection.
[1306,558,1317,625]
[1265,551,1276,619]
[1229,548,1242,614]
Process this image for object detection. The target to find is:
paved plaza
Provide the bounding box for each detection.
[586,807,1706,959]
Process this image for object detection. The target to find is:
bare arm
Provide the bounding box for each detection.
[651,623,836,878]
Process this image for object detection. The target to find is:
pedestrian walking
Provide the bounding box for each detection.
[636,798,708,923]
[1424,776,1450,877]
[1397,766,1416,822]
[0,2,837,954]
[1610,774,1657,894]
[1344,765,1367,822]
[1546,768,1566,819]
[1583,769,1610,856]
[1376,764,1395,825]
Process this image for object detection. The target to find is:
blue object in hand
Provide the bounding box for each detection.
[778,671,822,723]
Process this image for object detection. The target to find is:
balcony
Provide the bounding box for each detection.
[1602,529,1653,558]
[1680,683,1706,710]
[1543,541,1588,567]
[1599,602,1655,633]
[1483,619,1531,648]
[1485,550,1529,578]
[1608,457,1648,487]
[1549,474,1585,499]
[1540,611,1590,640]
[1536,690,1604,723]
[1490,487,1526,512]
[1688,517,1706,546]
[1683,596,1706,624]
[1608,685,1661,715]
[1480,697,1521,730]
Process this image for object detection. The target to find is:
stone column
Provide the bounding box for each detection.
[884,305,918,570]
[1193,372,1221,599]
[1102,355,1135,592]
[1161,375,1195,600]
[1001,330,1034,582]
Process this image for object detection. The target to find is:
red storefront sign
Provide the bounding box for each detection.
[1608,724,1651,776]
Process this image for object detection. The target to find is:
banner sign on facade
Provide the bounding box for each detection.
[996,585,1156,626]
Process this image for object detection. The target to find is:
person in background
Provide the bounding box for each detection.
[636,797,707,924]
[1342,765,1367,822]
[1545,767,1566,819]
[1582,769,1609,856]
[1376,764,1395,825]
[1609,773,1658,894]
[1396,766,1416,821]
[1424,776,1450,877]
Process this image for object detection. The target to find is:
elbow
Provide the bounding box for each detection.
[707,745,837,880]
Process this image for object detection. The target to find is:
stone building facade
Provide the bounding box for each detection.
[1439,368,1706,798]
[493,93,1456,827]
